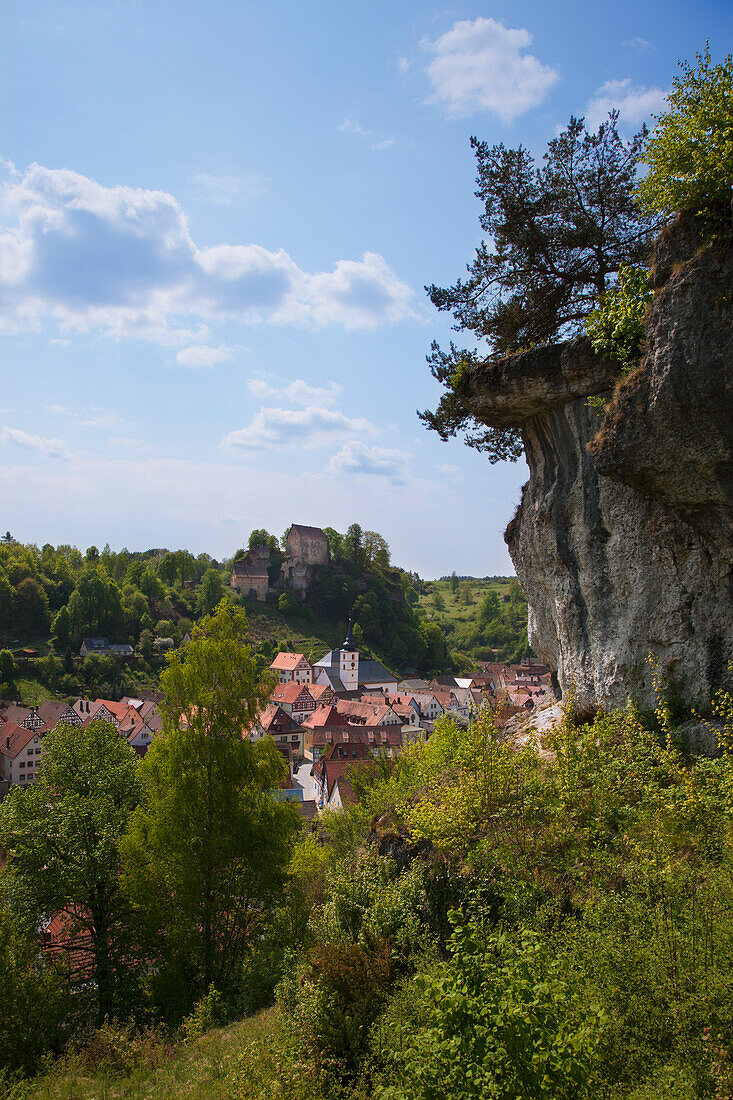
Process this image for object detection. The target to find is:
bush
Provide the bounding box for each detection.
[375,917,605,1100]
[278,592,299,615]
[636,45,733,218]
[586,265,653,369]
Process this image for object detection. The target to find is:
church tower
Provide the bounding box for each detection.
[339,619,359,692]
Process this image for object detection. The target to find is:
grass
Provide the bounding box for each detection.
[12,1008,312,1100]
[417,577,513,633]
[2,678,59,706]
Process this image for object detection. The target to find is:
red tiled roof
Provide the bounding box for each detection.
[0,721,35,758]
[303,704,349,730]
[270,652,310,671]
[257,703,299,734]
[270,683,315,706]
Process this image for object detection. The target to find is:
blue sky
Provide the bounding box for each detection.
[2,1,730,576]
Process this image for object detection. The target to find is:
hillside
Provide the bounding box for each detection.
[418,575,531,665]
[0,526,461,705]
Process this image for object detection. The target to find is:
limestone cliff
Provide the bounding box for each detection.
[458,215,733,712]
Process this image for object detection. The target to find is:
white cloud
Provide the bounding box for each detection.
[437,462,464,482]
[326,441,412,485]
[176,344,233,368]
[585,79,668,130]
[623,37,653,53]
[221,405,377,452]
[421,17,559,121]
[46,404,128,428]
[246,378,342,407]
[0,162,415,341]
[398,57,410,74]
[0,425,70,459]
[337,118,396,151]
[190,172,268,205]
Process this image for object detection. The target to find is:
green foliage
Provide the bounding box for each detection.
[121,602,299,1021]
[196,568,224,615]
[376,918,604,1100]
[636,45,733,219]
[278,591,299,614]
[0,719,141,1024]
[586,265,653,369]
[0,649,14,685]
[422,114,661,461]
[0,902,70,1076]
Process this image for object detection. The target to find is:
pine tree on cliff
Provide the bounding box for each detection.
[420,113,663,462]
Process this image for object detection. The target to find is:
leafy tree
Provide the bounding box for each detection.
[460,579,474,606]
[0,720,141,1023]
[345,523,365,573]
[421,114,661,462]
[248,529,279,553]
[174,549,196,588]
[197,567,224,615]
[432,591,446,613]
[14,576,50,635]
[0,904,70,1075]
[278,592,299,615]
[158,552,179,588]
[323,526,345,562]
[586,264,653,369]
[121,602,298,1017]
[139,567,166,604]
[0,649,14,685]
[363,531,391,570]
[51,604,71,651]
[450,571,459,595]
[67,565,123,643]
[636,45,733,219]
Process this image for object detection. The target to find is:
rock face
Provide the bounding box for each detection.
[459,215,733,712]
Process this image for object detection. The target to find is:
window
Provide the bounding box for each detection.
[19,762,25,769]
[27,747,34,756]
[35,747,42,754]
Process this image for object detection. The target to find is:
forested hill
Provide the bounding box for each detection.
[0,527,527,703]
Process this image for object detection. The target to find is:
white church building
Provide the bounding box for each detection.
[313,621,398,694]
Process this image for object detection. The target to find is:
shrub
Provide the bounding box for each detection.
[636,45,733,219]
[375,916,605,1100]
[586,264,652,369]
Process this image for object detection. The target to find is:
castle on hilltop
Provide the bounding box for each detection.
[230,523,328,602]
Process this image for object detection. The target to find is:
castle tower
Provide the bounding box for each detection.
[339,619,359,692]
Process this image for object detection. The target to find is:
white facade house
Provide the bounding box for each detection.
[0,724,44,787]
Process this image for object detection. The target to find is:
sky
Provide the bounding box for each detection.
[2,1,731,577]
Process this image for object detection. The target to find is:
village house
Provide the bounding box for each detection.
[269,652,314,684]
[230,556,270,601]
[249,703,304,760]
[269,682,317,725]
[0,723,44,787]
[312,741,371,808]
[302,704,351,761]
[79,637,134,658]
[0,704,45,732]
